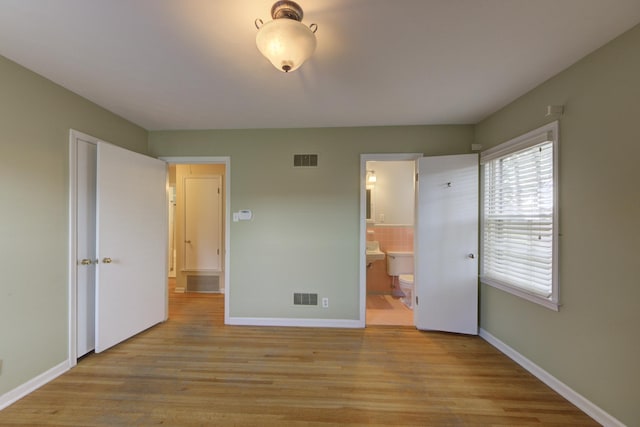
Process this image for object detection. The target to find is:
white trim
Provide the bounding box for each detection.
[480,121,560,310]
[479,328,624,427]
[480,278,560,311]
[68,132,78,367]
[159,156,231,326]
[480,121,557,163]
[0,361,69,411]
[227,317,362,328]
[159,156,229,164]
[359,153,423,327]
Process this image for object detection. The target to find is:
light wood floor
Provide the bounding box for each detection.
[0,291,598,426]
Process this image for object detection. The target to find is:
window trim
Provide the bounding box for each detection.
[480,121,560,311]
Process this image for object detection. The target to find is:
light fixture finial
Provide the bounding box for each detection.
[271,0,304,21]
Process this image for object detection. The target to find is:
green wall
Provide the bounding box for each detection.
[475,24,640,425]
[149,127,473,320]
[0,55,148,396]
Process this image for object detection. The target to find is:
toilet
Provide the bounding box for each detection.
[386,251,414,309]
[398,274,414,309]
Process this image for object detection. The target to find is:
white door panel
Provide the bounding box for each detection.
[415,154,478,335]
[184,176,221,271]
[95,142,167,353]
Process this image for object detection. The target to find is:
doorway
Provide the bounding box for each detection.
[361,154,422,326]
[161,157,231,324]
[360,153,479,333]
[167,164,225,293]
[69,130,167,364]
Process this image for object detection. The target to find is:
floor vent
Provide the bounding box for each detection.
[293,292,318,306]
[187,275,220,293]
[293,154,318,168]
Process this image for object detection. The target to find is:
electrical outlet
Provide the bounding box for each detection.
[322,297,329,308]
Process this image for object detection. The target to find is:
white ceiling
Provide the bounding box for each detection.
[1,1,639,131]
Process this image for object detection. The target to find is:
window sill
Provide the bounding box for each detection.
[481,277,560,311]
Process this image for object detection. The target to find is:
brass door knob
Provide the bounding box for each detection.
[102,257,113,264]
[80,259,92,265]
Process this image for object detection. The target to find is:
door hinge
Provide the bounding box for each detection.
[217,249,220,255]
[415,173,419,182]
[218,187,220,194]
[415,296,419,305]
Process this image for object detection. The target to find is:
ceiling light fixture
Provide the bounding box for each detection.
[255,1,317,73]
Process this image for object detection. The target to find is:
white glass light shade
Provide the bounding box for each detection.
[256,18,316,72]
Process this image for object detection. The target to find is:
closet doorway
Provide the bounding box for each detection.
[69,130,167,363]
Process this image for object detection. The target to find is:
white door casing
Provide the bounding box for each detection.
[415,154,478,335]
[94,141,167,353]
[158,156,231,325]
[359,153,423,326]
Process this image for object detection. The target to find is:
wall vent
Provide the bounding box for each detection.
[293,292,318,306]
[293,154,318,168]
[187,275,220,293]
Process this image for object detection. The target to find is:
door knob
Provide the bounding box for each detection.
[102,257,113,264]
[468,253,475,259]
[185,240,191,244]
[80,259,92,265]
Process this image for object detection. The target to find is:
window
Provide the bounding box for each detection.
[480,122,559,310]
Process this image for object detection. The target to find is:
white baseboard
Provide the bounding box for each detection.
[0,360,70,411]
[479,328,624,427]
[227,317,363,328]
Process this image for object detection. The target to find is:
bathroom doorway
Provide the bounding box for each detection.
[362,154,422,326]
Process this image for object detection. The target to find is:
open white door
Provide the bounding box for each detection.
[415,154,478,335]
[95,142,167,353]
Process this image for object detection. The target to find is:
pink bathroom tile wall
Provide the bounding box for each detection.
[367,226,414,253]
[366,226,414,294]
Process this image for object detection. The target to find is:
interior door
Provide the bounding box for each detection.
[415,154,478,335]
[76,139,96,357]
[184,176,221,271]
[95,142,167,353]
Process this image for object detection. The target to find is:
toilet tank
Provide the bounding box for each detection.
[386,251,414,275]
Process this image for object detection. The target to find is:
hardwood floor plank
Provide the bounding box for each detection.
[0,292,598,426]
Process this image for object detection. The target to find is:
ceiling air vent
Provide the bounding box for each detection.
[293,153,318,168]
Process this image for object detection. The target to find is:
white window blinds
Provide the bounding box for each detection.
[480,122,558,308]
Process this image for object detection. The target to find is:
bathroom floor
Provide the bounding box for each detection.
[366,294,414,326]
